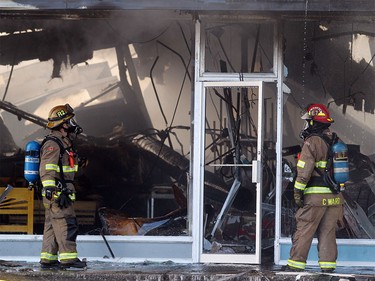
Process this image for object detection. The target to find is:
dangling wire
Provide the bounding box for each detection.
[2,64,14,101]
[301,0,309,105]
[2,44,18,102]
[150,56,168,128]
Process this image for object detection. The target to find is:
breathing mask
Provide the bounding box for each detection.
[300,119,331,140]
[65,117,83,135]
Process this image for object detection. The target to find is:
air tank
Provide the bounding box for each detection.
[332,142,349,184]
[24,141,41,186]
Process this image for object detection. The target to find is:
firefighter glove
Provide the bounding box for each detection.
[44,187,56,200]
[56,188,73,209]
[78,156,88,168]
[294,189,304,208]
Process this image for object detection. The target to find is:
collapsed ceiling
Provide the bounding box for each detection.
[0,0,374,69]
[0,1,374,245]
[0,10,186,76]
[1,0,375,12]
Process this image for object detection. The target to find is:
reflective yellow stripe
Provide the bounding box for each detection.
[297,160,305,168]
[45,164,78,173]
[54,191,76,201]
[69,193,76,201]
[45,163,59,171]
[62,165,78,173]
[40,252,58,261]
[287,259,306,269]
[319,261,336,269]
[59,252,78,260]
[42,180,56,187]
[294,181,306,190]
[315,161,327,168]
[304,186,332,194]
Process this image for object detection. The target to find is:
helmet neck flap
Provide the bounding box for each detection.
[300,119,331,140]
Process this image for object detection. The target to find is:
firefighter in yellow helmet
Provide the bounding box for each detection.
[286,104,344,273]
[39,104,86,269]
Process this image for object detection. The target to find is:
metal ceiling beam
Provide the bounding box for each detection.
[0,0,375,12]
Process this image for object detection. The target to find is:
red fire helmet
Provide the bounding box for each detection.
[301,103,334,123]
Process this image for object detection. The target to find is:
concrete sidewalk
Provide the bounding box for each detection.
[1,260,375,280]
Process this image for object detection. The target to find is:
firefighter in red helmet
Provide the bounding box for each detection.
[39,104,87,269]
[286,104,344,273]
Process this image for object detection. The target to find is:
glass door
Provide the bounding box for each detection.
[200,81,264,264]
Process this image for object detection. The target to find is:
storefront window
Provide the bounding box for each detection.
[0,16,193,237]
[204,21,275,74]
[281,20,375,239]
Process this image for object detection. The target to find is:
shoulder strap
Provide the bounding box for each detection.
[41,136,65,158]
[41,136,67,188]
[307,132,337,147]
[324,132,337,147]
[311,132,340,193]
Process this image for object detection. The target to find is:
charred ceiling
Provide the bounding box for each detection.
[2,0,375,12]
[0,10,186,79]
[1,19,116,68]
[0,8,374,69]
[0,0,374,72]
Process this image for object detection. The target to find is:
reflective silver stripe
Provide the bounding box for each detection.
[59,252,78,260]
[46,164,78,173]
[42,180,56,187]
[319,261,336,269]
[287,259,306,269]
[334,167,349,173]
[294,181,306,190]
[62,165,78,173]
[297,160,305,168]
[54,191,76,201]
[45,163,59,171]
[40,252,58,261]
[69,193,76,201]
[25,170,38,175]
[315,161,327,168]
[304,186,332,194]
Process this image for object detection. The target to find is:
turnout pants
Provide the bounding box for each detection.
[40,198,79,264]
[288,203,343,271]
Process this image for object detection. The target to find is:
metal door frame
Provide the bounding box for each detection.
[191,18,282,264]
[200,81,264,264]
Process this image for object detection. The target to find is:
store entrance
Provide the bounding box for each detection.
[200,81,266,264]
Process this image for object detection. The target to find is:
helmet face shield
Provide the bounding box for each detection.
[302,120,310,131]
[301,111,311,120]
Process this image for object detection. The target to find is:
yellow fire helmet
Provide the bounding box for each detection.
[46,104,75,129]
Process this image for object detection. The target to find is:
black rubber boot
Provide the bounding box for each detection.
[40,261,60,269]
[321,268,335,273]
[60,259,87,269]
[283,265,304,272]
